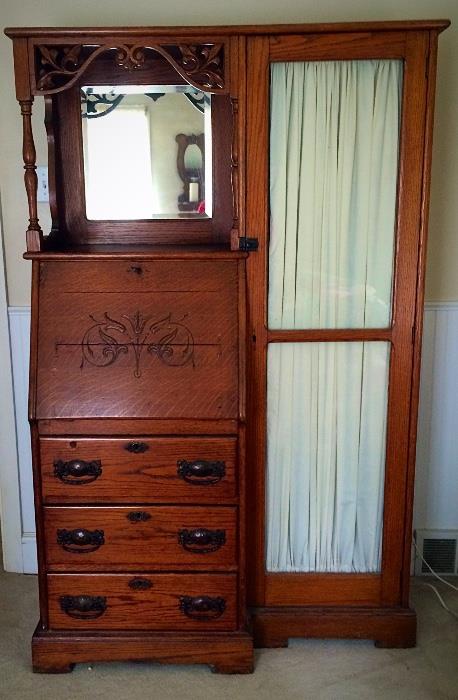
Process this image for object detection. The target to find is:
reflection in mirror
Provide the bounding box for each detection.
[81,85,212,220]
[176,134,205,212]
[184,143,202,170]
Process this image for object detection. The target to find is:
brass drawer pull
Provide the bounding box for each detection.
[54,459,102,485]
[60,595,107,620]
[125,441,149,454]
[127,511,151,522]
[178,528,226,554]
[57,528,105,553]
[128,577,152,591]
[177,460,226,485]
[179,595,226,621]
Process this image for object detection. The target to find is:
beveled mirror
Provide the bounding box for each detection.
[80,85,212,220]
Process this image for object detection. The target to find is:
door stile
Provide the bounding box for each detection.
[379,31,429,606]
[246,36,269,605]
[401,30,439,606]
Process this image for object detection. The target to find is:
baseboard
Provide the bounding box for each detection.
[251,606,417,649]
[21,532,37,574]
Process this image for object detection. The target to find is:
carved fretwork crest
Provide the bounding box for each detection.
[36,45,84,91]
[172,44,224,90]
[115,45,146,71]
[34,42,225,93]
[80,311,195,378]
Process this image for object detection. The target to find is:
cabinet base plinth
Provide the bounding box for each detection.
[32,625,254,674]
[251,606,416,649]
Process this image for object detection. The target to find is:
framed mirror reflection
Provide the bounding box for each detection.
[80,85,212,220]
[45,44,234,247]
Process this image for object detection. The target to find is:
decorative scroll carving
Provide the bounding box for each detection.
[80,311,195,378]
[36,44,85,90]
[169,44,224,90]
[115,45,146,71]
[34,42,225,94]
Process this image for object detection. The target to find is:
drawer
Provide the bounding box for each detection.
[47,573,237,631]
[40,437,237,503]
[44,506,237,571]
[39,260,236,294]
[36,260,239,419]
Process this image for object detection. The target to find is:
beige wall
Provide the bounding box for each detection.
[0,0,456,306]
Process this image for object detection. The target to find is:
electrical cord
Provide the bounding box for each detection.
[412,538,458,591]
[422,582,458,621]
[412,537,458,621]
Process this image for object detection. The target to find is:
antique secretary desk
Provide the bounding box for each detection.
[5,19,449,673]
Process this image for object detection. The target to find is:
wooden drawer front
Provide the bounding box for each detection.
[45,506,237,571]
[40,260,236,294]
[47,574,237,631]
[40,437,237,503]
[37,260,239,419]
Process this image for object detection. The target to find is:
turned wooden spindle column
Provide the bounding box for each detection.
[19,99,43,252]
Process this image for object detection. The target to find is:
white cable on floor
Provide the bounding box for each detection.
[422,582,458,621]
[412,537,458,621]
[412,538,458,591]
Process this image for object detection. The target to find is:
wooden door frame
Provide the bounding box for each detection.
[245,28,439,611]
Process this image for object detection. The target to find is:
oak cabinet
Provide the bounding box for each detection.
[5,18,448,673]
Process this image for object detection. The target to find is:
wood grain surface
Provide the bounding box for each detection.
[47,573,237,631]
[44,505,237,570]
[40,436,237,503]
[36,260,239,419]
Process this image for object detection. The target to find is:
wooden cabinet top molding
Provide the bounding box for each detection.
[4,20,451,39]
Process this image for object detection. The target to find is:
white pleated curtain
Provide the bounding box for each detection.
[266,60,402,573]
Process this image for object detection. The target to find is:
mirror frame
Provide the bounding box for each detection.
[42,40,236,247]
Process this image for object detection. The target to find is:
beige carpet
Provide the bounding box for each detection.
[0,568,457,700]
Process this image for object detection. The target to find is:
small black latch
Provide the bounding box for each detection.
[239,237,259,252]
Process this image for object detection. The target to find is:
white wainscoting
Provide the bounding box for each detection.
[8,307,36,574]
[413,302,458,532]
[6,303,458,574]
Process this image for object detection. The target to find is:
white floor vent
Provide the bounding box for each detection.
[414,530,458,576]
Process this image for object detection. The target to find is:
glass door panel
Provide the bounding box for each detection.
[269,60,403,330]
[266,59,402,575]
[266,341,390,573]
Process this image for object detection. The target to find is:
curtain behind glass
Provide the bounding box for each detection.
[266,60,400,572]
[269,60,402,329]
[266,342,390,573]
